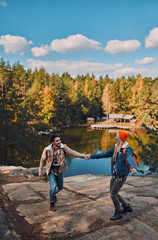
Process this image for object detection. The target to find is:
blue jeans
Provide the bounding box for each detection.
[48,172,63,202]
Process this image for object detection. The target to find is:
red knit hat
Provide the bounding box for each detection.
[118,130,129,142]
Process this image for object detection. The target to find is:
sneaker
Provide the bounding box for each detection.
[110,211,122,221]
[122,205,133,214]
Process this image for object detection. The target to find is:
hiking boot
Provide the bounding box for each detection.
[110,211,122,221]
[122,205,133,214]
[50,202,56,212]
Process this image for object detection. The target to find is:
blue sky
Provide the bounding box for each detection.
[1,0,158,79]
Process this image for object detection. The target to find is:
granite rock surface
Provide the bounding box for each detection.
[0,166,158,240]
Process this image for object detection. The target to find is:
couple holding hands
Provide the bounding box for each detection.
[39,130,137,221]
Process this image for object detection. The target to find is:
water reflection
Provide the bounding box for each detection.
[60,128,151,177]
[6,127,157,176]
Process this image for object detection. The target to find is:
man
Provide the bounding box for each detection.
[39,134,85,212]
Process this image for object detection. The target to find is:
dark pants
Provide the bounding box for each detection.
[110,177,128,212]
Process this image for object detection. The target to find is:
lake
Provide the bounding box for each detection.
[31,127,156,177]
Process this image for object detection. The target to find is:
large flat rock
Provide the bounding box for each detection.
[2,182,48,202]
[76,218,158,240]
[1,173,158,239]
[16,190,113,238]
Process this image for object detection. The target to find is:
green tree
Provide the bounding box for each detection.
[136,124,158,173]
[150,79,158,119]
[0,60,39,165]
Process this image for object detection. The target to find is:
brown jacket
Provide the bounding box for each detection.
[39,143,85,176]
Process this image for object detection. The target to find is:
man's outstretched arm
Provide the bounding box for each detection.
[64,145,85,158]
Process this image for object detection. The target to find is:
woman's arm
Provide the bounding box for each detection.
[90,147,114,159]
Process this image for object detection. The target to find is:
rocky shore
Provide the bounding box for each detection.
[0,166,158,240]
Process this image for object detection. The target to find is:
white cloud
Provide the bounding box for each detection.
[26,59,158,79]
[0,1,7,7]
[0,35,32,55]
[112,67,158,79]
[50,34,103,54]
[27,59,123,76]
[145,27,158,48]
[135,57,155,65]
[31,45,50,57]
[113,67,147,77]
[104,40,141,54]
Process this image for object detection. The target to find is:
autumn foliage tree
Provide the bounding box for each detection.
[0,59,158,165]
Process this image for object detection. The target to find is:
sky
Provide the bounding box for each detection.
[1,0,158,79]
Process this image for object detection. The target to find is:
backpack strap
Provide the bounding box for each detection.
[123,147,132,171]
[123,147,127,162]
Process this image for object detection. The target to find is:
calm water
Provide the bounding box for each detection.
[31,127,155,177]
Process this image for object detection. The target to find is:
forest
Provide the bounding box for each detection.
[0,59,158,165]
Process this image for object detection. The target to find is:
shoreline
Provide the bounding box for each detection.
[39,122,145,134]
[0,165,157,179]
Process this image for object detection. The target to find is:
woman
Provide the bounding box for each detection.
[85,130,137,221]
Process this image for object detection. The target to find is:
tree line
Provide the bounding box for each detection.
[0,59,158,165]
[1,59,157,126]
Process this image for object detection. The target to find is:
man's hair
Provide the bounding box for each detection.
[50,134,60,143]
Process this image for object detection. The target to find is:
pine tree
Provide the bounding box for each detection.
[0,60,39,166]
[136,124,158,173]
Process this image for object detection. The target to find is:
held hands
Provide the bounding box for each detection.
[131,168,137,174]
[85,154,91,159]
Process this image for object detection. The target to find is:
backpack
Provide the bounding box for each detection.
[123,147,139,172]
